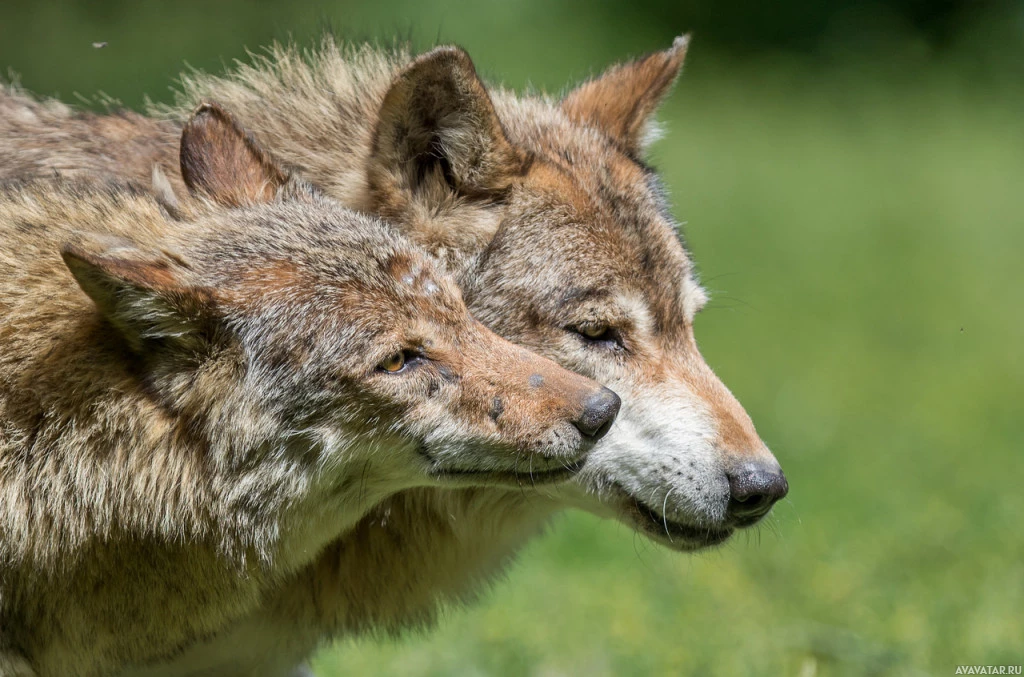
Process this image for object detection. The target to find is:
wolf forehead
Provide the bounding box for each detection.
[194,201,464,314]
[480,99,706,334]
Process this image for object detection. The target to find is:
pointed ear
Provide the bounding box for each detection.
[179,102,287,207]
[370,46,526,198]
[561,35,690,153]
[62,235,213,354]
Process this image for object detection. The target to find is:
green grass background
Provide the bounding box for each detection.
[2,1,1021,675]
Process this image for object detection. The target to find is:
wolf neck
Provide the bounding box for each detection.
[0,277,399,576]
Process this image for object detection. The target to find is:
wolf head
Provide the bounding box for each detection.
[360,38,787,550]
[63,104,618,508]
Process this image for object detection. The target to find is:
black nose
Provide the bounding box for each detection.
[573,387,621,440]
[726,462,789,521]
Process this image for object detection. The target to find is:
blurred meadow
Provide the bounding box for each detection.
[2,1,1022,675]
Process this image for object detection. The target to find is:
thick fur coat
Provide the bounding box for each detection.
[0,106,615,676]
[0,37,787,675]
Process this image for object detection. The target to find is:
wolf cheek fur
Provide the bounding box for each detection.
[0,105,615,676]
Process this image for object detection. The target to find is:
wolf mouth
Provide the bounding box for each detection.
[430,462,583,485]
[631,499,733,547]
[417,443,583,485]
[602,480,732,549]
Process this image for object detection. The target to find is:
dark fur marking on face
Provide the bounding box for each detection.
[426,379,440,398]
[488,397,503,422]
[521,307,546,331]
[528,374,544,388]
[436,364,459,384]
[517,151,537,178]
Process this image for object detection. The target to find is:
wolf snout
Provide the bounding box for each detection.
[725,461,788,522]
[571,387,621,440]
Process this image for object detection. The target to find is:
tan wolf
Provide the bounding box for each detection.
[0,36,788,674]
[0,104,618,677]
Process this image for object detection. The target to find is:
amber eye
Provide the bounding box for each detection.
[378,352,406,373]
[578,324,611,340]
[571,323,625,352]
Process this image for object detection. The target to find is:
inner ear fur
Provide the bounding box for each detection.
[180,102,288,207]
[371,46,526,198]
[561,34,690,153]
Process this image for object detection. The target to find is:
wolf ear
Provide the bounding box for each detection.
[561,35,689,153]
[62,235,213,355]
[180,102,288,207]
[369,46,526,201]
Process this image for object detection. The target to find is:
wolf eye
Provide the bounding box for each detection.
[579,324,612,340]
[378,352,407,373]
[571,324,624,351]
[377,349,427,374]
